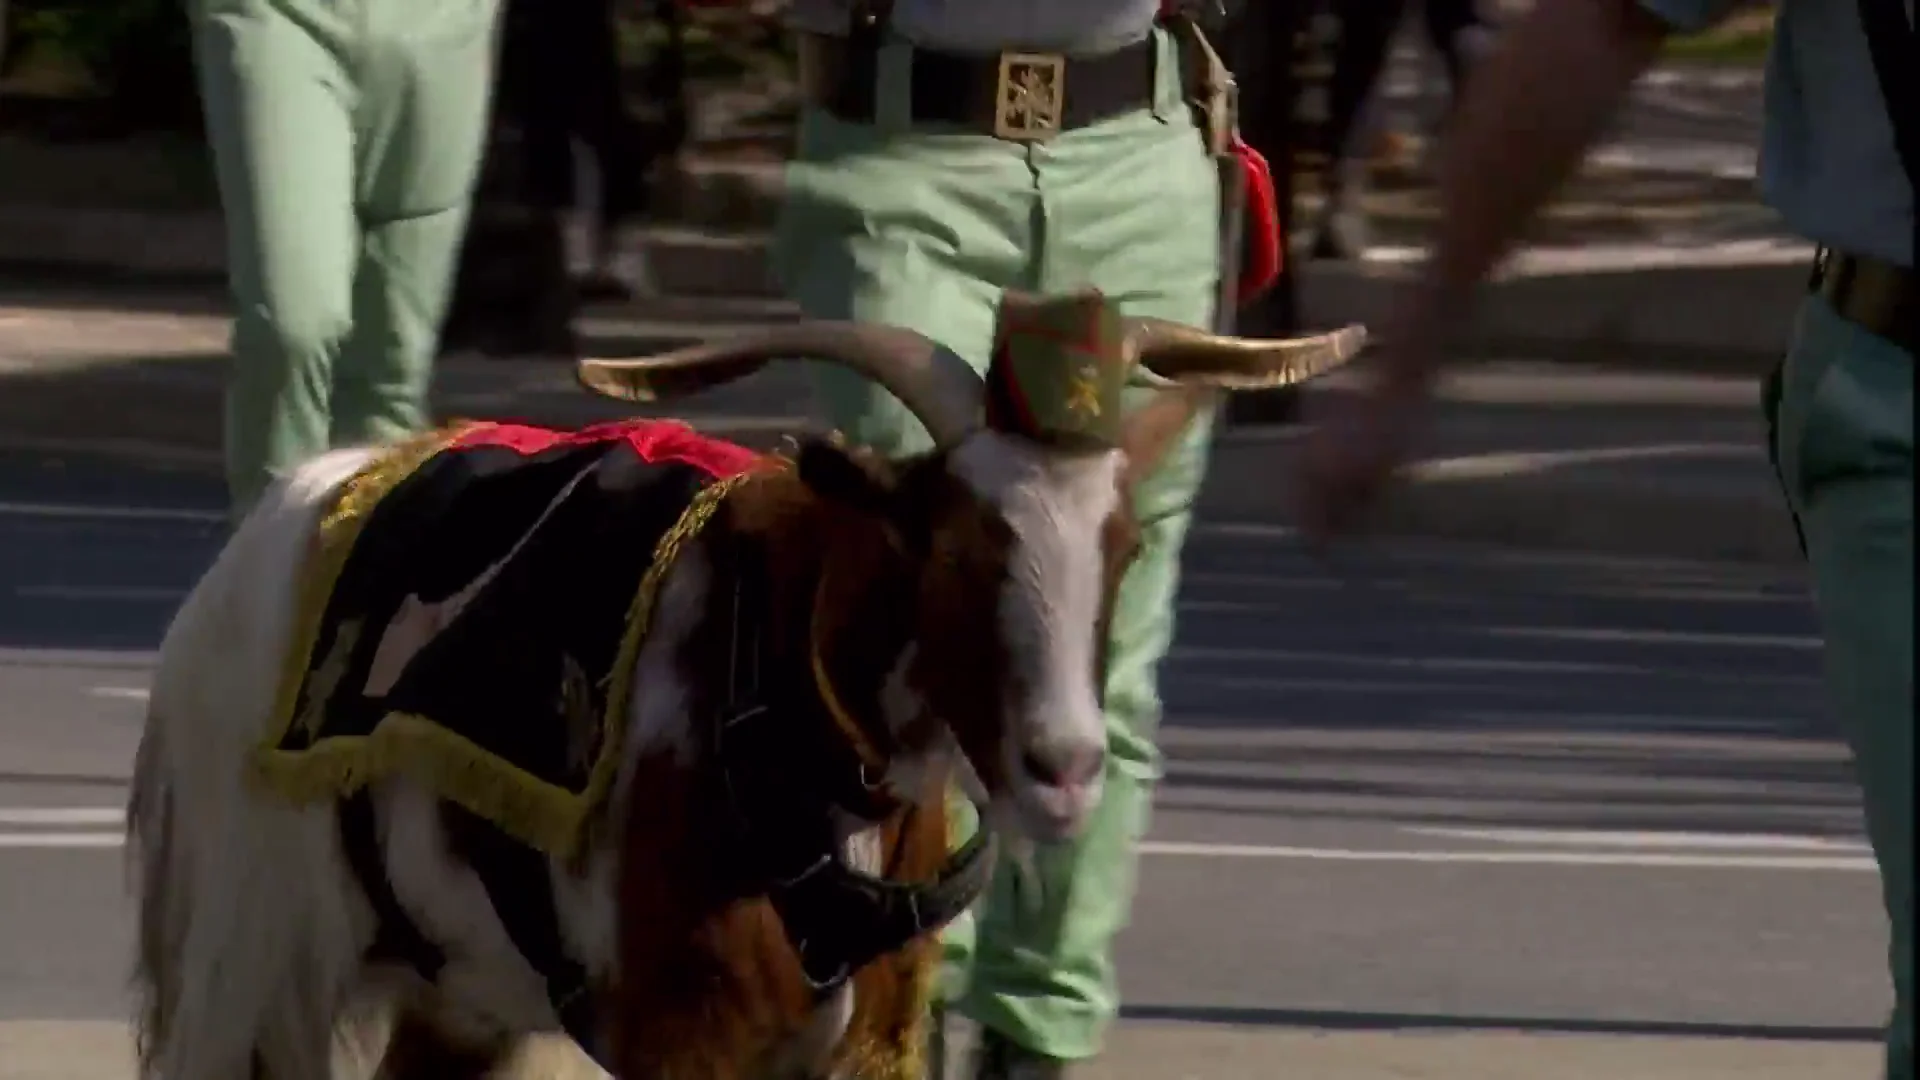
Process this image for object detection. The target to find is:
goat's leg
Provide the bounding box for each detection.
[368,1012,511,1080]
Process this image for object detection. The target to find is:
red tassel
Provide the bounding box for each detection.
[1230,135,1284,304]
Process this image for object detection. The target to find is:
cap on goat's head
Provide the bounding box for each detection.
[982,290,1129,449]
[576,289,1368,845]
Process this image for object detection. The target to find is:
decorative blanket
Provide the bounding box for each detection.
[252,419,768,861]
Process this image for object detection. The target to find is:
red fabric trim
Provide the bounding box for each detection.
[1231,136,1284,304]
[984,337,1046,437]
[447,420,765,480]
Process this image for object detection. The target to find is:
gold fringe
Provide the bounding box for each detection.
[838,948,937,1080]
[251,435,774,862]
[834,811,951,1080]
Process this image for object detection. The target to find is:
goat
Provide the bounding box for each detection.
[125,289,1363,1080]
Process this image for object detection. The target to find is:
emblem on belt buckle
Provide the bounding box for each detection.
[995,53,1066,142]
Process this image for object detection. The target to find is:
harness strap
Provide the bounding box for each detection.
[766,816,996,994]
[447,805,608,1068]
[339,791,447,980]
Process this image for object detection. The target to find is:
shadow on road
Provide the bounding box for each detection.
[1120,1004,1883,1043]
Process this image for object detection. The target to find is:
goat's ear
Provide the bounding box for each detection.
[796,437,897,517]
[1119,386,1212,489]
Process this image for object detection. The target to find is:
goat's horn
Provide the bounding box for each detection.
[577,321,984,446]
[1122,318,1369,389]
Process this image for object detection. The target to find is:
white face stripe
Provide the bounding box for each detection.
[949,431,1120,774]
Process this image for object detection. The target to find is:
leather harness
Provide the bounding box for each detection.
[336,519,995,1069]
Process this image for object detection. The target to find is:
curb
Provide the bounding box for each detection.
[1300,246,1811,373]
[0,349,1801,567]
[0,201,1812,372]
[1197,436,1798,567]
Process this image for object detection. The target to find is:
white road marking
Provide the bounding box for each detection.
[1137,839,1874,872]
[1179,570,1343,591]
[1483,626,1822,650]
[1402,827,1870,853]
[0,832,124,849]
[2,832,1873,865]
[0,816,1872,869]
[17,584,184,602]
[88,686,150,702]
[0,808,124,826]
[1165,645,1813,686]
[0,500,224,524]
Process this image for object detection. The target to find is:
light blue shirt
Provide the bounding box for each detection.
[1640,0,1915,267]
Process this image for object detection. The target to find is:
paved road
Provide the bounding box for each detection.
[0,450,1891,1077]
[1376,38,1764,179]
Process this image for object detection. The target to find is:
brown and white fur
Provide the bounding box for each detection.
[126,412,1189,1080]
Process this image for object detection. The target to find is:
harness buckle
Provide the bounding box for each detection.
[794,938,854,994]
[994,53,1066,142]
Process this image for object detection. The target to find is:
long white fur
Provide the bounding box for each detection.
[128,426,1124,1077]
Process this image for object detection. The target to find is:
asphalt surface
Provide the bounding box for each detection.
[1377,38,1763,179]
[0,448,1893,1077]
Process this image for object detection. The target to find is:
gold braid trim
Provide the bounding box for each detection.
[253,424,470,789]
[835,943,939,1080]
[251,435,770,862]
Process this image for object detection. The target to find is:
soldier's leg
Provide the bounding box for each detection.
[189,0,358,516]
[1773,295,1914,1080]
[957,33,1223,1066]
[330,0,502,448]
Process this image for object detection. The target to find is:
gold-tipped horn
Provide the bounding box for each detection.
[1122,318,1369,389]
[577,321,985,447]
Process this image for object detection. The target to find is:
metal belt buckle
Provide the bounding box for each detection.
[994,52,1066,142]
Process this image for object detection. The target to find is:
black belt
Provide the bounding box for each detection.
[1811,248,1920,357]
[802,32,1159,140]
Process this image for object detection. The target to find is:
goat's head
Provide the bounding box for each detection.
[578,290,1364,843]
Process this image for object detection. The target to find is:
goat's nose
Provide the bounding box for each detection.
[1019,739,1106,790]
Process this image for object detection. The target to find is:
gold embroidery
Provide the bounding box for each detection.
[1065,364,1104,419]
[295,619,362,741]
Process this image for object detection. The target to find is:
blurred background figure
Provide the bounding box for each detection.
[447,0,691,359]
[1229,0,1311,342]
[1311,0,1495,260]
[1226,0,1319,424]
[504,0,681,302]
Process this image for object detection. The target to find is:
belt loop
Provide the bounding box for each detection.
[1150,24,1182,122]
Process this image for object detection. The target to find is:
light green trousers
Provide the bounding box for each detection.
[772,31,1221,1062]
[1766,293,1914,1080]
[190,0,502,515]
